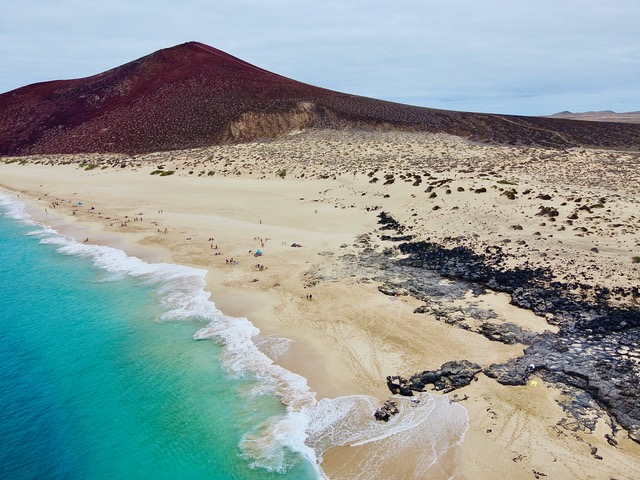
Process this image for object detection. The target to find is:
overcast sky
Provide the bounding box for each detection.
[1,0,638,116]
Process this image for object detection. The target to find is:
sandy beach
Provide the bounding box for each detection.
[2,129,640,479]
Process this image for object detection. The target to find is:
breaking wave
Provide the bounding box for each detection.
[0,193,469,479]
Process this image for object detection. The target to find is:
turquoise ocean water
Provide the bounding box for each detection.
[0,196,318,479]
[0,194,469,480]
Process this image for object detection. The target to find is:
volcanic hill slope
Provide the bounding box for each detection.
[1,41,640,156]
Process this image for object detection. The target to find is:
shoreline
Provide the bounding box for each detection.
[1,187,469,479]
[2,129,640,479]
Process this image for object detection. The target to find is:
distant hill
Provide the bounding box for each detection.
[1,41,640,156]
[548,111,640,124]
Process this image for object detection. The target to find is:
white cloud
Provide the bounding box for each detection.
[1,0,638,115]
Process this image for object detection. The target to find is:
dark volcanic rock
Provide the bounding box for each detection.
[397,241,550,292]
[478,322,537,345]
[374,399,400,422]
[380,234,414,242]
[386,376,413,396]
[405,360,482,393]
[376,238,640,442]
[377,211,405,234]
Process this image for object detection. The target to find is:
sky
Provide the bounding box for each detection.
[1,0,638,116]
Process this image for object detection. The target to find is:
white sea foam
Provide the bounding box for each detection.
[0,194,323,475]
[0,195,30,220]
[253,336,294,361]
[25,226,57,236]
[0,193,470,479]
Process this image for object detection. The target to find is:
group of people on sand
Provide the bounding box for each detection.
[225,258,238,265]
[47,201,61,213]
[255,264,267,271]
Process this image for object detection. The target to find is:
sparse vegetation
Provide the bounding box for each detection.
[151,169,175,176]
[502,189,517,200]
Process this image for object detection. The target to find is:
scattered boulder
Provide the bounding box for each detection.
[386,376,414,396]
[537,206,559,217]
[374,399,400,421]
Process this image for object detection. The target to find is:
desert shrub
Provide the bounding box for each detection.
[502,189,517,200]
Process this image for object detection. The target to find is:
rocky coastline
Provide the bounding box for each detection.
[369,212,640,442]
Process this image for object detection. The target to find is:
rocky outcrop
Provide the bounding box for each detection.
[370,214,640,443]
[387,361,481,395]
[408,360,482,393]
[377,211,407,234]
[374,399,400,421]
[221,102,320,143]
[477,322,538,345]
[386,376,414,396]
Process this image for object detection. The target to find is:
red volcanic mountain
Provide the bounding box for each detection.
[1,41,640,156]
